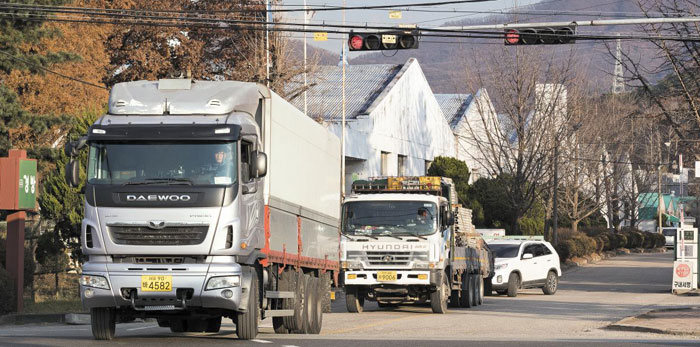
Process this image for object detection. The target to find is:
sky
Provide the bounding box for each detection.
[276,0,541,54]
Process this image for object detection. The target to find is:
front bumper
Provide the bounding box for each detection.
[80,261,244,312]
[490,271,510,290]
[343,270,431,286]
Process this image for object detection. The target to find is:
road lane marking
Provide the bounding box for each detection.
[126,325,158,331]
[323,313,431,335]
[251,339,272,343]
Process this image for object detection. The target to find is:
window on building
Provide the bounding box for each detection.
[381,151,389,176]
[425,160,433,175]
[398,155,407,176]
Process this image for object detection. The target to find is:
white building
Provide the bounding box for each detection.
[288,58,464,193]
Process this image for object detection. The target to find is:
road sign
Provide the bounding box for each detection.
[673,261,696,293]
[17,159,37,209]
[389,10,402,19]
[0,149,37,211]
[313,32,328,41]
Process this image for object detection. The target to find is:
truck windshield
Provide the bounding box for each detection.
[87,141,237,186]
[343,201,437,236]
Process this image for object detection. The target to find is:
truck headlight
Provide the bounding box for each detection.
[206,275,241,290]
[342,260,363,269]
[414,262,430,269]
[80,274,110,290]
[494,263,508,271]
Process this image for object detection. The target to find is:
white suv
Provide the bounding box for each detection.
[486,240,561,297]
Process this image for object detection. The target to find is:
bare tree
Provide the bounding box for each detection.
[461,47,579,235]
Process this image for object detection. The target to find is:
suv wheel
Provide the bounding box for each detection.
[542,271,558,295]
[507,273,519,297]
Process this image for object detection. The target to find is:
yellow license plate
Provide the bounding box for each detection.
[377,271,397,282]
[141,275,172,292]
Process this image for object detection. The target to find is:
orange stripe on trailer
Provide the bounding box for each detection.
[260,205,271,267]
[297,216,302,268]
[266,250,339,271]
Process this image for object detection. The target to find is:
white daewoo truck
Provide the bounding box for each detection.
[340,177,493,313]
[64,79,340,340]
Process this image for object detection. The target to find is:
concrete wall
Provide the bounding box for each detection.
[453,89,499,184]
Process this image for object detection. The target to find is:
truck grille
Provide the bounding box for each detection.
[109,225,208,246]
[348,251,428,267]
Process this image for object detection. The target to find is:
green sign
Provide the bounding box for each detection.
[17,159,37,210]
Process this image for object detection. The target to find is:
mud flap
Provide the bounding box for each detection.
[238,266,256,313]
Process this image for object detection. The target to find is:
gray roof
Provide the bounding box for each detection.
[435,93,473,128]
[286,64,402,121]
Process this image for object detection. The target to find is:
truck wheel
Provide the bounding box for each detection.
[507,273,519,297]
[295,275,314,334]
[169,319,187,333]
[542,271,558,295]
[459,274,472,308]
[205,317,222,333]
[321,272,332,313]
[274,269,290,334]
[310,277,324,334]
[91,307,116,340]
[471,275,480,306]
[449,281,461,309]
[284,271,305,331]
[484,277,493,296]
[430,276,449,314]
[345,286,364,313]
[477,276,484,305]
[236,270,259,340]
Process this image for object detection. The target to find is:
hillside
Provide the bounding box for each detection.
[347,0,654,93]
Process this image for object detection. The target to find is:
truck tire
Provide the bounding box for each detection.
[459,273,472,308]
[507,272,519,297]
[345,286,364,313]
[484,277,493,296]
[236,270,259,340]
[284,271,305,331]
[477,276,484,305]
[169,319,187,333]
[449,288,461,308]
[542,271,558,295]
[205,317,222,333]
[321,272,332,313]
[310,277,324,334]
[274,269,290,334]
[91,307,116,340]
[430,275,449,314]
[295,275,314,334]
[471,275,480,306]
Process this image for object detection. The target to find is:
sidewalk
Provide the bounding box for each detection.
[608,306,700,336]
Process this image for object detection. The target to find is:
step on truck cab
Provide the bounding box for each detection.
[340,176,493,313]
[65,79,341,340]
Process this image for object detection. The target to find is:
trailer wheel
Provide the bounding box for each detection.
[236,270,259,340]
[310,277,323,334]
[169,319,188,333]
[205,317,222,333]
[430,275,449,314]
[274,269,290,334]
[284,271,305,331]
[91,307,116,340]
[507,272,519,297]
[471,275,479,306]
[321,272,332,313]
[459,274,472,308]
[345,286,364,313]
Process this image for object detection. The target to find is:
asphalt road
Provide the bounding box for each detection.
[1,252,699,346]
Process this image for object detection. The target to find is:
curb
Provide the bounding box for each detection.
[606,307,700,336]
[0,313,90,326]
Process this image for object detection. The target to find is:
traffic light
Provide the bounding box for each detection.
[504,26,576,45]
[348,30,419,51]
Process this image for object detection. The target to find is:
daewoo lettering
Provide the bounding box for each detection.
[126,194,192,202]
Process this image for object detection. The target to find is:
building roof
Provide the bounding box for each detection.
[285,64,403,121]
[434,94,473,128]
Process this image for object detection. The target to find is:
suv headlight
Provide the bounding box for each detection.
[206,275,241,290]
[80,275,110,290]
[494,263,509,271]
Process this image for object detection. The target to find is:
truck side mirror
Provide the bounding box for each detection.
[445,210,455,226]
[250,151,267,178]
[64,137,88,157]
[65,159,80,188]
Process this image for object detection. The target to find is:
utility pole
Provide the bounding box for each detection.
[265,0,271,87]
[303,0,308,115]
[341,0,346,199]
[553,144,559,245]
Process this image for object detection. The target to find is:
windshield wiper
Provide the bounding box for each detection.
[380,233,403,240]
[123,178,193,186]
[409,231,427,240]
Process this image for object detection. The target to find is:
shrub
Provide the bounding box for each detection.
[593,236,606,253]
[0,267,16,315]
[614,233,628,249]
[642,233,656,248]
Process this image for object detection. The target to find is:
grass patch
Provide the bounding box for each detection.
[22,299,85,314]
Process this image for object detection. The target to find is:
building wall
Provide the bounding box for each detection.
[326,60,457,193]
[453,89,499,184]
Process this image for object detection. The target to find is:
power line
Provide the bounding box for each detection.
[0,50,107,90]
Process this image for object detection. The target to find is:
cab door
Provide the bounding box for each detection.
[239,137,263,245]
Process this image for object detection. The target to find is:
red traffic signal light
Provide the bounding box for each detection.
[504,26,576,45]
[348,31,419,51]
